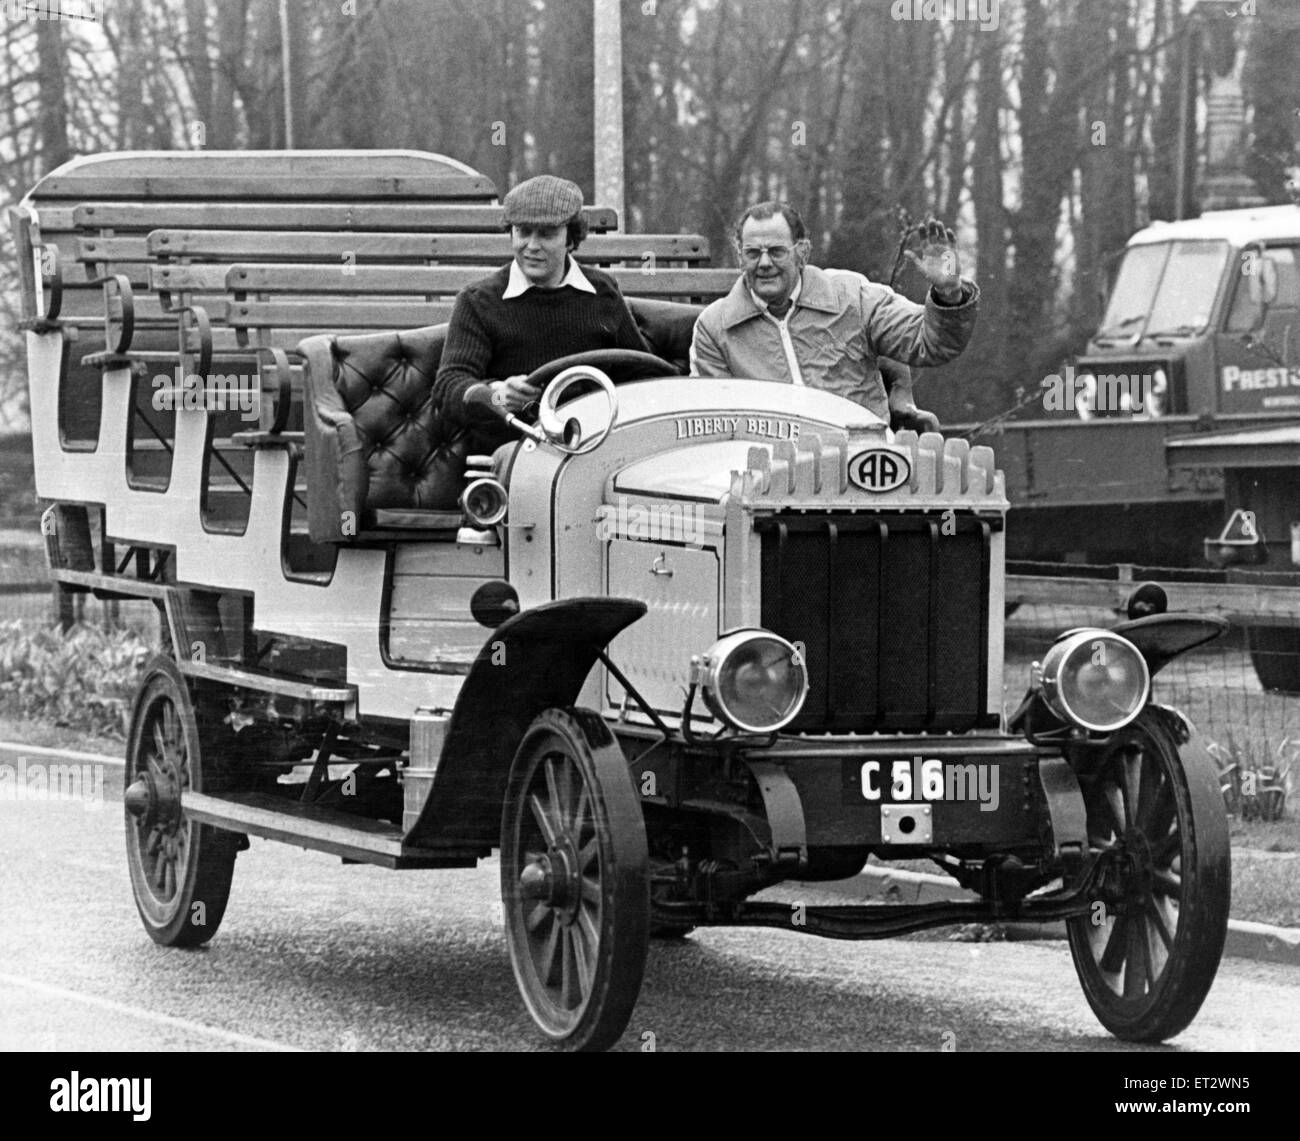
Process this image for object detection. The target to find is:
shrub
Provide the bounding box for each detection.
[0,621,151,739]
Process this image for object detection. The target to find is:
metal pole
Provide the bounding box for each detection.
[279,0,295,148]
[593,0,625,229]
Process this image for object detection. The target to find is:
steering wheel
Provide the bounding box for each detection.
[522,349,674,392]
[522,349,673,455]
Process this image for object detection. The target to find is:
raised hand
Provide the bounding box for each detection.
[903,217,963,300]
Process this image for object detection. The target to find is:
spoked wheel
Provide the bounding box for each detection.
[124,656,238,947]
[1066,709,1230,1042]
[501,708,649,1051]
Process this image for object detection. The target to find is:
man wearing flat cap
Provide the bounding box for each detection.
[434,174,651,450]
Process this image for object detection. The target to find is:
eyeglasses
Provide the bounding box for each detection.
[740,244,796,265]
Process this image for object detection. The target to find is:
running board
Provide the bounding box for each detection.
[182,790,487,869]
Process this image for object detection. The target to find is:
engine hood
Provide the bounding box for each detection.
[611,441,777,503]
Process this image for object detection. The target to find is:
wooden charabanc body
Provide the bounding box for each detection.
[16,151,1232,1050]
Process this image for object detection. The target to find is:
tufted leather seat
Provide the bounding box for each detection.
[298,298,702,545]
[301,324,469,543]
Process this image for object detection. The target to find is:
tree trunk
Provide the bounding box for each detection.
[537,0,595,197]
[35,15,69,173]
[1078,0,1136,335]
[965,29,1008,410]
[209,0,248,148]
[283,0,310,148]
[111,4,147,149]
[1007,0,1086,388]
[940,26,970,226]
[184,0,213,135]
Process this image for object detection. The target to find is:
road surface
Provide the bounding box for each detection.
[2,742,1297,1052]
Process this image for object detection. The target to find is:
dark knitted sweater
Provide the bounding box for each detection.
[434,261,650,449]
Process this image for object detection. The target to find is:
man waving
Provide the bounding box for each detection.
[690,201,978,431]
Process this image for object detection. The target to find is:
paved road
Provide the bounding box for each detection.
[2,742,1297,1052]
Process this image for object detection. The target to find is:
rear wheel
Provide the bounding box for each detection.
[1066,709,1230,1042]
[124,656,239,947]
[501,708,649,1051]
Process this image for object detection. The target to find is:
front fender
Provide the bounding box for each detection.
[1109,612,1229,679]
[403,596,646,848]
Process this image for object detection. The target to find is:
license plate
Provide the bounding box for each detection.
[846,757,1001,812]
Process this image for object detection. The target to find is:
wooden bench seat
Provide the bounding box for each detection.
[69,201,620,233]
[143,230,709,264]
[14,150,728,468]
[38,173,497,202]
[70,232,710,293]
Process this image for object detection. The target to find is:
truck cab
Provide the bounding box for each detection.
[1074,204,1300,421]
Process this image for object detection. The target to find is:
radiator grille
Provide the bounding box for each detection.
[757,512,997,733]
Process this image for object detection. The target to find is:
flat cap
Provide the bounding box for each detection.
[502,175,584,227]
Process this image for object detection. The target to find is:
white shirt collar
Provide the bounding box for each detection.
[503,256,596,299]
[749,274,802,322]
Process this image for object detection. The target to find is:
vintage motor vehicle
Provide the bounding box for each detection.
[16,152,1232,1050]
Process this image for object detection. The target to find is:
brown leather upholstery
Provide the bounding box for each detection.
[301,324,471,543]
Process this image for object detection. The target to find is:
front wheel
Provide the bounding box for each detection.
[500,708,649,1051]
[1066,709,1230,1042]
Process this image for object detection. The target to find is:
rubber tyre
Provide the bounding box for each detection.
[1066,709,1230,1042]
[125,656,238,947]
[500,708,649,1051]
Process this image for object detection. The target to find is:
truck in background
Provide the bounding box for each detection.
[988,204,1299,569]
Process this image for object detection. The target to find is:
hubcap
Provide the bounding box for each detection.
[520,841,581,917]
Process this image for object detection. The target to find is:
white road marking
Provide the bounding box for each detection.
[0,740,123,766]
[0,971,302,1051]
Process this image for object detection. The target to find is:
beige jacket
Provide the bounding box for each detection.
[689,266,979,424]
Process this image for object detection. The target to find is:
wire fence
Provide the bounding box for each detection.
[4,540,1300,783]
[0,534,159,635]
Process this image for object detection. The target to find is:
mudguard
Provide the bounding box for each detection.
[1110,612,1229,678]
[404,596,646,848]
